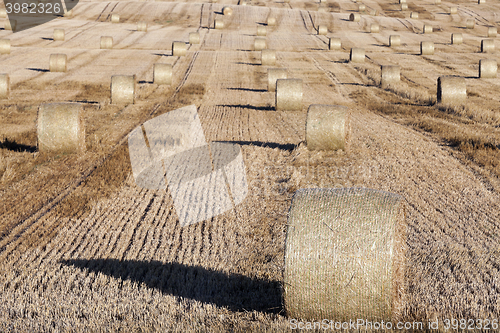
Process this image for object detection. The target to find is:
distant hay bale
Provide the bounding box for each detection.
[267,68,287,92]
[257,26,267,36]
[370,23,380,33]
[435,0,441,3]
[49,54,67,72]
[267,17,276,26]
[284,187,406,322]
[153,63,173,85]
[479,59,497,78]
[254,37,267,51]
[451,33,463,44]
[137,21,147,32]
[466,19,475,29]
[488,27,497,38]
[222,7,233,15]
[420,41,434,55]
[381,65,400,88]
[478,0,485,3]
[423,25,433,34]
[5,20,16,31]
[481,39,495,52]
[318,25,327,35]
[0,74,9,99]
[0,39,10,54]
[389,35,401,47]
[214,19,224,29]
[37,103,85,154]
[189,32,200,44]
[358,4,365,11]
[261,49,276,66]
[172,41,187,56]
[111,75,135,104]
[410,12,418,19]
[349,13,360,22]
[329,37,341,50]
[350,48,365,63]
[401,3,408,10]
[0,9,6,18]
[111,14,120,23]
[437,76,466,105]
[449,6,457,14]
[399,0,406,3]
[276,79,302,111]
[53,29,65,41]
[306,105,349,151]
[100,36,113,49]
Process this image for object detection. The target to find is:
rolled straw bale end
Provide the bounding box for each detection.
[451,33,463,45]
[466,19,475,29]
[306,105,350,151]
[389,35,401,47]
[172,41,187,56]
[488,27,497,38]
[222,7,233,15]
[358,4,365,11]
[381,65,401,88]
[261,49,276,66]
[0,74,9,99]
[284,187,406,322]
[349,13,360,22]
[0,39,11,54]
[49,54,67,72]
[37,103,85,154]
[0,9,6,19]
[100,36,113,49]
[189,32,200,44]
[267,17,276,26]
[111,14,120,23]
[267,68,287,92]
[111,75,136,104]
[257,26,267,36]
[478,0,485,3]
[214,19,224,29]
[410,12,419,19]
[137,21,147,32]
[420,41,434,55]
[370,23,380,33]
[276,79,303,111]
[254,37,267,51]
[153,63,173,85]
[437,76,466,105]
[479,59,497,78]
[401,3,408,10]
[329,37,341,50]
[318,25,327,35]
[449,6,457,14]
[53,29,65,41]
[423,25,433,34]
[481,39,495,52]
[350,48,365,63]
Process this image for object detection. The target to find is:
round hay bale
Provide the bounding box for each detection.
[5,20,16,31]
[318,25,327,35]
[268,68,287,92]
[267,17,276,26]
[420,41,434,55]
[481,39,495,52]
[358,4,365,11]
[451,33,463,45]
[53,29,65,41]
[214,19,224,29]
[49,54,67,72]
[172,41,187,56]
[0,39,11,54]
[399,0,406,3]
[437,76,466,105]
[284,187,406,321]
[222,6,233,15]
[350,48,365,63]
[111,75,135,104]
[423,25,433,34]
[111,14,120,23]
[261,49,276,66]
[189,32,200,44]
[0,74,9,99]
[276,79,302,111]
[435,0,441,3]
[0,9,6,18]
[37,103,85,154]
[349,13,360,22]
[306,105,349,151]
[488,27,497,38]
[389,35,401,47]
[329,37,341,50]
[137,21,147,32]
[381,65,400,88]
[410,12,418,19]
[64,9,73,17]
[370,23,380,33]
[479,59,497,78]
[466,19,475,29]
[153,63,173,85]
[254,37,267,51]
[100,36,113,49]
[449,6,457,14]
[401,3,408,10]
[257,26,267,36]
[478,0,485,3]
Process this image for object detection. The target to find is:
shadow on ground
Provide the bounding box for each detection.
[0,138,36,153]
[216,140,296,151]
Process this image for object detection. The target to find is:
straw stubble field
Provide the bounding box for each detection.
[1,0,500,331]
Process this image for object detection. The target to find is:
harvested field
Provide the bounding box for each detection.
[1,0,500,331]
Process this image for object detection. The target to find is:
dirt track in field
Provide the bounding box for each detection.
[1,0,500,331]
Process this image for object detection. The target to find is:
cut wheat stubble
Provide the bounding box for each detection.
[110,75,135,104]
[267,68,287,92]
[100,36,113,49]
[172,42,187,56]
[437,76,466,105]
[305,105,350,151]
[276,79,302,111]
[0,73,9,99]
[479,59,497,78]
[49,54,67,72]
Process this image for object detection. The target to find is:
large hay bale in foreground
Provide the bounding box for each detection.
[111,14,120,23]
[257,26,267,36]
[381,65,400,88]
[451,33,463,45]
[0,74,9,99]
[268,68,287,92]
[261,49,276,66]
[479,59,497,78]
[437,76,466,105]
[267,17,276,26]
[37,103,85,154]
[329,37,341,50]
[222,6,233,15]
[350,48,365,63]
[53,29,65,41]
[349,13,360,22]
[0,39,10,54]
[172,41,187,56]
[189,32,200,44]
[420,41,434,55]
[423,25,433,34]
[284,187,406,321]
[466,19,475,29]
[481,39,495,52]
[100,36,113,49]
[389,35,400,47]
[111,75,135,104]
[153,63,172,85]
[306,105,350,151]
[215,19,224,29]
[488,27,497,38]
[254,37,267,51]
[137,21,147,32]
[49,54,67,72]
[276,79,302,111]
[370,23,380,33]
[318,25,327,35]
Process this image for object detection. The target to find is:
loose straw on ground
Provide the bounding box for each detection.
[306,105,350,151]
[437,76,466,105]
[49,54,67,72]
[111,75,135,104]
[268,68,287,92]
[276,79,302,111]
[479,59,497,78]
[153,63,172,85]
